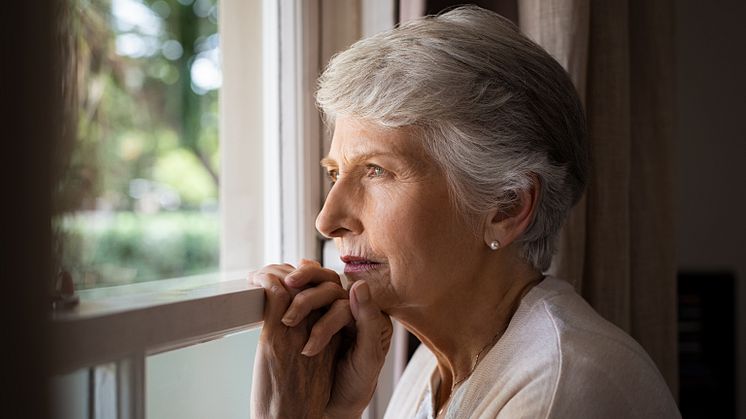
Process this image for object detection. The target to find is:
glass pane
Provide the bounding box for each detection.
[51,369,89,419]
[146,329,260,418]
[55,0,221,289]
[92,363,117,419]
[50,363,117,419]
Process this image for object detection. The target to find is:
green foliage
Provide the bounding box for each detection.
[153,148,216,206]
[59,0,220,212]
[57,211,219,289]
[53,0,223,287]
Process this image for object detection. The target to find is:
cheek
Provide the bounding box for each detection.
[354,190,424,299]
[364,186,449,277]
[366,187,427,250]
[370,183,455,242]
[366,185,476,285]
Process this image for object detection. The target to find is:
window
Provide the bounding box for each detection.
[51,1,403,418]
[55,0,222,290]
[52,0,265,417]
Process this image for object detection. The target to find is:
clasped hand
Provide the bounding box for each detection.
[249,259,393,419]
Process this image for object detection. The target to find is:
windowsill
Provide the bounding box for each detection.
[61,270,251,317]
[51,270,265,375]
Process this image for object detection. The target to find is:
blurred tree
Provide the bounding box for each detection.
[54,0,222,287]
[57,0,220,213]
[174,0,219,185]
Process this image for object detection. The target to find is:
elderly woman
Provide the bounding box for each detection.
[249,6,680,419]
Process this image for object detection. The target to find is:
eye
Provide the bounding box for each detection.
[366,165,386,178]
[327,169,339,185]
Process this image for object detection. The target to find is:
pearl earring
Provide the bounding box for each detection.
[489,240,500,250]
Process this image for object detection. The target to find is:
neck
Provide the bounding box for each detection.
[393,249,543,410]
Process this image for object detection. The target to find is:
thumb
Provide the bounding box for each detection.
[349,281,393,368]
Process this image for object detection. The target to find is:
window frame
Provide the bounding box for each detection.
[51,2,404,419]
[51,273,262,375]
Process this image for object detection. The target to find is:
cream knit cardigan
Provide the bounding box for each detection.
[384,278,681,419]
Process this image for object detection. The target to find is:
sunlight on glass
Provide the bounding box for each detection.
[162,39,184,60]
[112,0,162,35]
[191,55,221,93]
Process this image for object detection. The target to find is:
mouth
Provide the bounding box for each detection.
[341,255,383,274]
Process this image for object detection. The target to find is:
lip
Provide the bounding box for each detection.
[341,255,383,274]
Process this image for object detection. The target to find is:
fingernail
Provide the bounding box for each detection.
[301,341,316,357]
[355,282,370,304]
[281,311,296,326]
[285,274,297,284]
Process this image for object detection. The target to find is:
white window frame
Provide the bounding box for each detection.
[51,2,405,419]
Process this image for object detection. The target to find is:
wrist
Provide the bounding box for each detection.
[324,407,365,419]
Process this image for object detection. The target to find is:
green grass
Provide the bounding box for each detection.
[56,211,219,289]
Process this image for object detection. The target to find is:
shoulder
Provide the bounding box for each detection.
[465,278,680,418]
[537,279,679,418]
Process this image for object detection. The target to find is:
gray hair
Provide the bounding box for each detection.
[316,6,589,272]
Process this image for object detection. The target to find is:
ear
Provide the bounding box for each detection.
[482,175,541,250]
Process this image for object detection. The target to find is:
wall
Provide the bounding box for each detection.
[674,1,746,417]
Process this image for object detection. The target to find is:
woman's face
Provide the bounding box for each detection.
[316,116,484,314]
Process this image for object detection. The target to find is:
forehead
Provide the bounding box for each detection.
[326,116,426,163]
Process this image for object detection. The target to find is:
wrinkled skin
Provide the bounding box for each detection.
[250,113,544,417]
[249,261,392,419]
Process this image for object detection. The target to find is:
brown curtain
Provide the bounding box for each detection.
[518,0,678,396]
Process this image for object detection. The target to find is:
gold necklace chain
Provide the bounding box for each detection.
[451,327,503,389]
[437,334,501,418]
[437,275,545,417]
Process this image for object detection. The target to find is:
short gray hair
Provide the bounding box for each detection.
[316,6,588,272]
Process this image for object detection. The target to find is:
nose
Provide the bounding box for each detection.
[315,178,363,239]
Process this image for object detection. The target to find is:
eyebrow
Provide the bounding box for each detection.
[320,156,337,169]
[320,151,401,169]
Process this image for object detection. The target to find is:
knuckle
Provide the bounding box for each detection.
[256,265,275,274]
[296,265,314,276]
[269,284,289,300]
[328,284,348,299]
[267,263,292,273]
[323,267,340,280]
[318,281,335,292]
[262,272,280,281]
[299,258,319,266]
[293,292,308,306]
[323,280,343,292]
[331,299,350,310]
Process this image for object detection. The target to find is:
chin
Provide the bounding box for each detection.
[347,268,395,307]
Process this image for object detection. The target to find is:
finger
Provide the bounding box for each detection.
[281,281,349,326]
[284,263,341,288]
[248,264,295,287]
[249,264,308,300]
[253,271,292,327]
[301,299,354,356]
[298,258,320,267]
[349,281,393,366]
